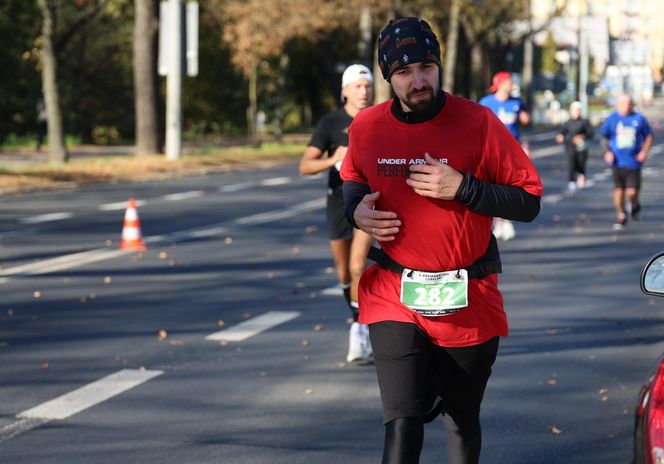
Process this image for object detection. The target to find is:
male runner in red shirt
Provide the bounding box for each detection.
[341,17,542,464]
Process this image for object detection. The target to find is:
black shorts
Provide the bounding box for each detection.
[612,167,641,190]
[326,187,353,240]
[369,321,499,424]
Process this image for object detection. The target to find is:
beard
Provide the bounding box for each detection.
[402,86,438,113]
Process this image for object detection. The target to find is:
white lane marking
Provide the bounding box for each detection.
[18,369,163,421]
[0,369,163,443]
[0,249,132,278]
[205,311,301,342]
[98,199,147,211]
[542,193,563,205]
[530,145,564,159]
[260,177,291,186]
[161,190,204,201]
[321,285,342,296]
[219,182,254,193]
[19,212,73,224]
[234,198,324,226]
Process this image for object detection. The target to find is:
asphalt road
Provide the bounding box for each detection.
[1,117,664,463]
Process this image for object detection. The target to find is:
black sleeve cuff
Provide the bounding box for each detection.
[342,180,371,228]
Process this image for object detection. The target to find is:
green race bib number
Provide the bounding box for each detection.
[400,269,469,317]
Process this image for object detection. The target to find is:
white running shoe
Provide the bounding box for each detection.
[576,174,585,189]
[359,324,372,358]
[347,322,371,362]
[501,220,516,241]
[567,181,577,194]
[492,220,504,240]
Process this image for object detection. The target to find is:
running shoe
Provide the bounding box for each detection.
[492,220,504,240]
[501,220,516,241]
[613,214,627,231]
[576,174,586,189]
[566,181,577,196]
[347,322,371,363]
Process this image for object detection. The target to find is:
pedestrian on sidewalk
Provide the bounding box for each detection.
[299,64,375,363]
[341,17,542,464]
[601,94,654,230]
[479,72,531,241]
[556,101,594,195]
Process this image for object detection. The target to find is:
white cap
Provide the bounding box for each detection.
[570,101,582,111]
[341,64,373,88]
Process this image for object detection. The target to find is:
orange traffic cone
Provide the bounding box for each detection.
[119,198,147,251]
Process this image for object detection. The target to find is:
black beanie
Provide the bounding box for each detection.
[378,17,441,82]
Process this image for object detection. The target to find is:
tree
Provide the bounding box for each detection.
[133,0,160,155]
[37,0,68,163]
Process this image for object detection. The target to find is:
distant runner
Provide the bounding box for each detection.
[601,93,654,230]
[556,101,594,195]
[299,64,374,362]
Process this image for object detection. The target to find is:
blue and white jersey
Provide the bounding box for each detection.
[601,111,652,169]
[479,94,527,140]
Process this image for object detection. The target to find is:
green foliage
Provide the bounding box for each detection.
[0,1,42,144]
[540,31,560,76]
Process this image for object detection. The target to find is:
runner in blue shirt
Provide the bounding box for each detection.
[479,72,531,241]
[601,94,654,230]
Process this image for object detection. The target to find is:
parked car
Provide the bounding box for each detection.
[634,252,664,464]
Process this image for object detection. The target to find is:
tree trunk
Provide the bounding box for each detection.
[373,6,394,104]
[468,42,482,101]
[358,4,372,66]
[38,0,68,164]
[247,63,260,147]
[443,0,461,93]
[133,0,161,156]
[274,50,290,144]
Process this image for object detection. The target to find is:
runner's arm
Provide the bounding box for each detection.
[455,173,540,222]
[342,180,371,228]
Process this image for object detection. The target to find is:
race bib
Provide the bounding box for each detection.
[400,269,469,317]
[616,124,636,149]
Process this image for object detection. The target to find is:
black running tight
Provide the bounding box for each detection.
[382,417,424,464]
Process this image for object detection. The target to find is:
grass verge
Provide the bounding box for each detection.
[0,143,305,194]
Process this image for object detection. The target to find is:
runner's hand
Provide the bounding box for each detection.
[637,150,648,163]
[353,191,401,242]
[604,151,614,165]
[331,146,347,165]
[407,152,463,200]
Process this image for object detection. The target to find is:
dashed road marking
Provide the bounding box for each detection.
[0,369,163,443]
[99,199,147,211]
[205,311,301,342]
[19,212,74,224]
[321,285,342,296]
[259,177,291,186]
[161,190,204,201]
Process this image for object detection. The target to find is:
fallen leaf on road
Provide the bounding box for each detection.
[546,379,557,385]
[41,362,49,370]
[7,309,14,316]
[105,240,113,246]
[547,328,558,335]
[598,388,609,395]
[80,297,87,304]
[168,259,178,266]
[169,339,184,346]
[224,237,233,244]
[243,312,252,319]
[217,320,225,327]
[337,362,347,368]
[314,324,323,332]
[548,425,562,435]
[305,225,318,234]
[89,293,96,300]
[159,251,168,259]
[309,292,317,299]
[158,329,168,340]
[291,246,300,257]
[104,276,112,284]
[325,267,334,274]
[267,272,274,279]
[33,291,42,299]
[302,340,310,347]
[304,389,314,395]
[139,366,146,372]
[219,340,228,346]
[600,396,609,402]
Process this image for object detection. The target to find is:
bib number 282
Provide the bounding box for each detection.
[400,269,469,317]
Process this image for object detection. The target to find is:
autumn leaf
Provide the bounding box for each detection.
[548,425,562,435]
[158,329,168,340]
